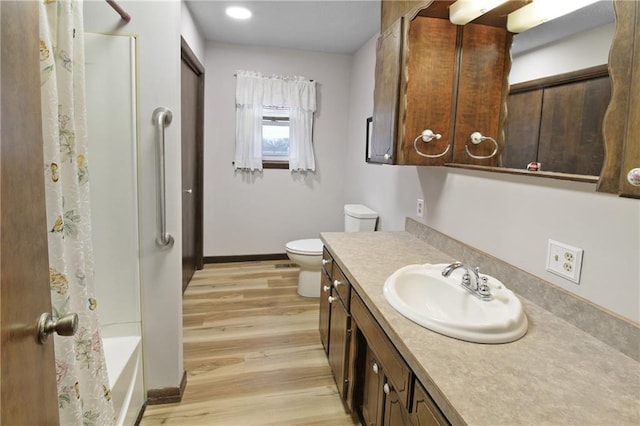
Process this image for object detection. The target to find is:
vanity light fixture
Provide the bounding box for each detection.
[225,6,252,20]
[449,0,509,25]
[507,0,600,33]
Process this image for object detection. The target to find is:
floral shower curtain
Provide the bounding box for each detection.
[39,0,115,424]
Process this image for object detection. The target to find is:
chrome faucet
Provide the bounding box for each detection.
[442,262,492,301]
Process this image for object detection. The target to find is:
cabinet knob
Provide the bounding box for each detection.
[322,258,331,265]
[323,285,331,293]
[372,362,379,374]
[627,168,640,186]
[333,279,343,287]
[383,383,391,395]
[328,296,335,304]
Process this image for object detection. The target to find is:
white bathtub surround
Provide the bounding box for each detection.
[85,0,184,398]
[103,337,144,426]
[85,28,146,422]
[39,1,115,423]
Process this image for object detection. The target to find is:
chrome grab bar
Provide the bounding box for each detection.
[153,107,174,249]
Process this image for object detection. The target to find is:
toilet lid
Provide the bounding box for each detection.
[286,238,323,255]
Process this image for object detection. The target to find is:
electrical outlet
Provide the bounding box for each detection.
[546,239,583,284]
[416,199,424,218]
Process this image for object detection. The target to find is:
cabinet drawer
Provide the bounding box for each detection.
[332,264,351,309]
[322,246,334,277]
[351,292,411,410]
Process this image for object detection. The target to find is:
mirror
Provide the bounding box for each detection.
[450,0,616,180]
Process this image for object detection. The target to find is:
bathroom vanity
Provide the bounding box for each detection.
[319,229,639,425]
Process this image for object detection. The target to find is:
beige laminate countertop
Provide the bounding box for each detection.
[320,231,640,426]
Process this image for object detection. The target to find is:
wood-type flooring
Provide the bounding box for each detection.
[140,260,360,425]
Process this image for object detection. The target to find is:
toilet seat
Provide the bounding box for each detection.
[286,238,323,255]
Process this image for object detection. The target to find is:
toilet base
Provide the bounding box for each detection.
[297,269,321,298]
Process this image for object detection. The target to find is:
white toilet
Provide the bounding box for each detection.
[286,204,378,297]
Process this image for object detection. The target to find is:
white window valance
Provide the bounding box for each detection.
[234,70,317,172]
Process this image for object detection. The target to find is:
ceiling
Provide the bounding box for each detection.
[185,0,381,55]
[185,0,615,56]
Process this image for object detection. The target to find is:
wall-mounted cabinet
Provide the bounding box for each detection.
[370,0,512,166]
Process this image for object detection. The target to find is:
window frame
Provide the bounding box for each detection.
[262,107,290,168]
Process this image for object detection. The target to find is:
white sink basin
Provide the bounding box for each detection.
[383,263,528,344]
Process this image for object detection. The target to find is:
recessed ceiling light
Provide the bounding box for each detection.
[226,6,252,20]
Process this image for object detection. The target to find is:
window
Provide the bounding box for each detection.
[262,106,290,168]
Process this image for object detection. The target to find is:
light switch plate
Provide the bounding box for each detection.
[546,239,583,284]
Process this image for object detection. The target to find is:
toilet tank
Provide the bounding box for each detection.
[344,204,378,232]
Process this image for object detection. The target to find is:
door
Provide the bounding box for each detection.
[180,38,205,292]
[0,2,59,424]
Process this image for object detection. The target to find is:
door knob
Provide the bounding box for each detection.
[184,188,193,194]
[36,313,78,344]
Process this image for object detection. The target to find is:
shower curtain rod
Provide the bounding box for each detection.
[106,0,131,23]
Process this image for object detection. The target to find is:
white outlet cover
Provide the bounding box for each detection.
[416,199,424,218]
[546,239,583,284]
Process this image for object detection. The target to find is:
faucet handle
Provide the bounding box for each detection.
[477,274,492,298]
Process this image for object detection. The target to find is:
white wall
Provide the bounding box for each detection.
[203,42,352,256]
[84,0,184,391]
[181,1,205,63]
[344,34,640,324]
[510,23,615,83]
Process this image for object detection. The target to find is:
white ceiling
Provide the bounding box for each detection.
[185,0,615,56]
[185,0,381,55]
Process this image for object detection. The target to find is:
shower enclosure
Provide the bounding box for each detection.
[85,32,144,425]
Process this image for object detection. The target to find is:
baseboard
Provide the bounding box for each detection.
[146,370,187,405]
[204,253,289,264]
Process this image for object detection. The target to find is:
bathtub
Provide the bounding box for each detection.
[103,336,144,426]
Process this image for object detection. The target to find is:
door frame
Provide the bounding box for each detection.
[180,38,205,272]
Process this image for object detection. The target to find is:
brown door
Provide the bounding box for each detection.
[0,2,59,424]
[180,39,205,292]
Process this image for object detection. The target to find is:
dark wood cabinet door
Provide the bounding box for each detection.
[453,23,511,166]
[361,346,385,426]
[328,297,351,398]
[399,16,457,165]
[371,18,403,164]
[383,383,411,426]
[537,77,609,176]
[319,270,332,354]
[503,90,543,169]
[412,381,449,426]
